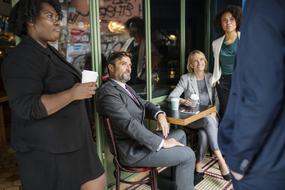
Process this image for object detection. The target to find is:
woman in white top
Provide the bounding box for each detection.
[211,5,242,118]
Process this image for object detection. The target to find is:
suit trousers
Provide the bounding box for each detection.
[130,129,196,190]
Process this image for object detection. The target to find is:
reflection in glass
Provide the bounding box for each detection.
[99,0,181,99]
[99,0,146,97]
[150,0,180,98]
[53,0,92,71]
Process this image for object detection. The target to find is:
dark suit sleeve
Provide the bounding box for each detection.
[1,50,48,120]
[223,1,285,174]
[138,97,161,119]
[97,88,163,151]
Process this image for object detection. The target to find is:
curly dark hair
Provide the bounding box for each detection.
[214,5,242,35]
[8,0,62,37]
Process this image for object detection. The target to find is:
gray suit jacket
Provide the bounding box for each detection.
[96,80,163,165]
[168,73,219,110]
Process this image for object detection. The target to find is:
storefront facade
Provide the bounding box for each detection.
[0,0,243,188]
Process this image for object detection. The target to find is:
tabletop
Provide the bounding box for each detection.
[161,104,217,126]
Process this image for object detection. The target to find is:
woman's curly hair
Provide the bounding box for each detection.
[125,16,145,37]
[8,0,62,37]
[214,5,242,35]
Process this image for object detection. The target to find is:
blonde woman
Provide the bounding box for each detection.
[168,50,230,182]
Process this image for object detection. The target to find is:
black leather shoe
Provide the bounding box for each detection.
[194,171,204,186]
[222,173,231,181]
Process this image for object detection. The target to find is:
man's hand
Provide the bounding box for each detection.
[231,170,244,181]
[163,138,185,149]
[157,113,169,138]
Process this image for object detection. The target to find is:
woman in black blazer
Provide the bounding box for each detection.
[1,0,105,190]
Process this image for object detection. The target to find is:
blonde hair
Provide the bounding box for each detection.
[186,50,208,73]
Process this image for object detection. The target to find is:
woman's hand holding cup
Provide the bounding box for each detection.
[190,94,199,108]
[70,82,96,100]
[180,98,192,107]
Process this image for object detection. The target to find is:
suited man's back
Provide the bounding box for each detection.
[218,1,285,189]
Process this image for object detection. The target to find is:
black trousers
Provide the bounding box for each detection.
[216,75,232,119]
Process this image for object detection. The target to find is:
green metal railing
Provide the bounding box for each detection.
[144,0,152,101]
[205,0,211,61]
[89,0,104,163]
[180,0,186,75]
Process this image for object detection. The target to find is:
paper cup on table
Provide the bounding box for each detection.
[82,70,98,83]
[190,94,199,108]
[170,98,180,110]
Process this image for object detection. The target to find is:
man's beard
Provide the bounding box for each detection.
[119,74,130,83]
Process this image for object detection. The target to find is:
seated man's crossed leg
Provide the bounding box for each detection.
[129,129,195,190]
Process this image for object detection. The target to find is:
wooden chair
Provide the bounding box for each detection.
[102,117,158,190]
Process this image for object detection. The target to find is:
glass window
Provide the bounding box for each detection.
[185,1,207,55]
[150,0,180,98]
[55,0,92,71]
[99,0,147,98]
[99,0,181,99]
[0,2,15,95]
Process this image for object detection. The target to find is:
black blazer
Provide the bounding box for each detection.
[96,80,163,165]
[1,36,90,153]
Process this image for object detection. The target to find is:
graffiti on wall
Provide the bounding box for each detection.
[101,34,127,56]
[99,0,142,55]
[100,0,142,24]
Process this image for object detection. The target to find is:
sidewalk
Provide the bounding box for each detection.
[0,146,21,190]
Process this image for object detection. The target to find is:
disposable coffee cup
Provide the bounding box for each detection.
[190,94,199,108]
[82,70,98,83]
[170,98,180,110]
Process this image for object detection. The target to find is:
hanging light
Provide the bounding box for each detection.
[168,34,177,41]
[108,21,126,33]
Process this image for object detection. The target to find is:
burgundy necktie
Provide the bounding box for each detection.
[125,84,140,105]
